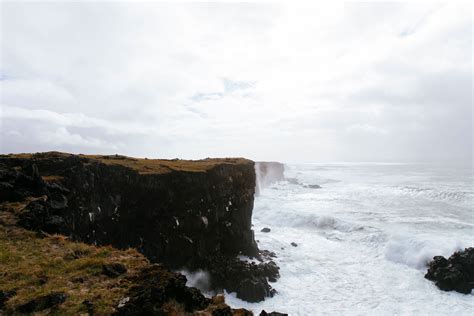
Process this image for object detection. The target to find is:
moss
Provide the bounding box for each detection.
[0,202,149,315]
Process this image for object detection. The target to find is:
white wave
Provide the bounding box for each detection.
[227,163,474,315]
[384,235,466,269]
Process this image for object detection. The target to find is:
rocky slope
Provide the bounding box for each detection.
[0,152,282,313]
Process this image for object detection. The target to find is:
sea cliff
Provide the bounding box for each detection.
[0,152,281,314]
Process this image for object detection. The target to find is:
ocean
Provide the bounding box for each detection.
[225,163,474,315]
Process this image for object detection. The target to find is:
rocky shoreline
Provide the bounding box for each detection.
[425,247,474,294]
[0,152,285,315]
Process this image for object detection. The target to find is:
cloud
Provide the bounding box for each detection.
[0,2,472,162]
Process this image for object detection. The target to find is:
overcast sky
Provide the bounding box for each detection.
[0,2,472,163]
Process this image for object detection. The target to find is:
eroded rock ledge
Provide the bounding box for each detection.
[0,152,280,304]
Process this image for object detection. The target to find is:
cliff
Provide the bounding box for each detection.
[0,200,252,315]
[0,152,281,313]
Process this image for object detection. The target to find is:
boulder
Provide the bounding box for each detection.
[260,311,288,316]
[236,277,274,303]
[425,247,474,294]
[261,227,271,233]
[0,290,16,309]
[17,292,67,313]
[102,263,128,277]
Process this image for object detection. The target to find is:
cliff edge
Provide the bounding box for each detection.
[0,152,280,309]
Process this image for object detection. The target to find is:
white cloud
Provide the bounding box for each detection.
[0,2,471,162]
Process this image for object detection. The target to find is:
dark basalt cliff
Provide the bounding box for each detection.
[0,152,280,305]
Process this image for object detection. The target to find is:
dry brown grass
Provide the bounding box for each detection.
[2,152,252,175]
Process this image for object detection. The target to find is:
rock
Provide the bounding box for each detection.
[82,299,94,315]
[425,247,474,294]
[261,227,271,233]
[114,264,211,315]
[285,178,300,185]
[17,292,67,313]
[260,311,289,316]
[305,184,321,189]
[0,290,16,309]
[236,277,273,302]
[205,254,279,303]
[291,242,298,247]
[102,263,127,277]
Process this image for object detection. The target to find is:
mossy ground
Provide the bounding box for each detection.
[0,200,149,315]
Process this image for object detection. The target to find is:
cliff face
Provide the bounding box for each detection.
[0,200,253,315]
[0,152,279,303]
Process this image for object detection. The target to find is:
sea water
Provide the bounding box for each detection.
[225,163,474,315]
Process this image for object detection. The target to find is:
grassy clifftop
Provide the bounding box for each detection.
[4,152,252,175]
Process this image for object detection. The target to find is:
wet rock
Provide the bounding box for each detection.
[291,242,298,247]
[260,311,288,316]
[205,255,279,303]
[17,292,67,313]
[285,178,300,185]
[261,227,271,233]
[102,263,127,277]
[305,184,321,189]
[425,247,474,294]
[114,264,210,315]
[0,290,16,309]
[236,277,274,302]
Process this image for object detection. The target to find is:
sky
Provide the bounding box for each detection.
[0,1,472,163]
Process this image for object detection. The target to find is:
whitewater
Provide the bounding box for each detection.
[225,162,474,315]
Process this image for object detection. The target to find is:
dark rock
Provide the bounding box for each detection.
[305,184,321,189]
[0,290,16,309]
[291,242,298,247]
[205,254,279,303]
[114,264,210,315]
[286,178,300,185]
[102,263,127,277]
[261,227,271,233]
[260,311,288,316]
[17,292,67,313]
[425,247,474,294]
[236,277,273,302]
[82,299,94,315]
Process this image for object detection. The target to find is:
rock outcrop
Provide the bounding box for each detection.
[425,247,474,294]
[0,152,279,303]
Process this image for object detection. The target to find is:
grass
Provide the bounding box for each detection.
[0,201,149,315]
[2,152,252,175]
